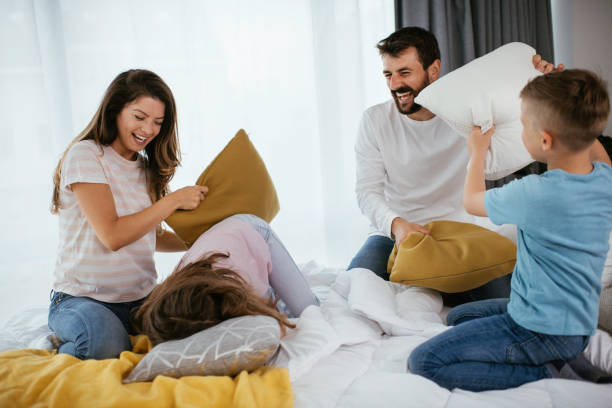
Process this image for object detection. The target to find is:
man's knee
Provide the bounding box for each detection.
[348,236,394,277]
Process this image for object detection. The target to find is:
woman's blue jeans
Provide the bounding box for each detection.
[408,299,589,391]
[48,291,144,360]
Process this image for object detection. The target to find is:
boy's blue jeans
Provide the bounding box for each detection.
[408,299,589,391]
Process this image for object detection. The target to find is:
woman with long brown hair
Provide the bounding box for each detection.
[133,214,319,345]
[48,69,208,360]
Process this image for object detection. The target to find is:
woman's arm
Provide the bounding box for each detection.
[73,183,207,251]
[156,228,188,252]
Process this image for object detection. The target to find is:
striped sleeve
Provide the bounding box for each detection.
[61,142,109,191]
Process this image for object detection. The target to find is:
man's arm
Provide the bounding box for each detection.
[354,111,429,246]
[354,111,400,235]
[464,126,495,216]
[590,138,612,166]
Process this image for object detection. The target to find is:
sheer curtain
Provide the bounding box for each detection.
[0,0,394,322]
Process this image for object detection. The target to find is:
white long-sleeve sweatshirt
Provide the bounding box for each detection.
[355,99,473,237]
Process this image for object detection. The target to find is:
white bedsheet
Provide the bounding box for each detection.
[1,261,611,407]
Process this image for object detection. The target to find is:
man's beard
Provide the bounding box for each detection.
[391,77,430,115]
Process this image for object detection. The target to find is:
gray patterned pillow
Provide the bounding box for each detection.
[123,315,280,383]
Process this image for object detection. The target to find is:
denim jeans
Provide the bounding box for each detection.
[408,299,589,391]
[232,214,319,317]
[348,235,395,280]
[348,234,512,305]
[48,291,145,360]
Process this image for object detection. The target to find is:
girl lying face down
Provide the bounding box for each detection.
[132,214,319,345]
[132,253,295,345]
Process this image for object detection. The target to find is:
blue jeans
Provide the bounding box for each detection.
[48,291,145,360]
[232,214,319,317]
[348,235,512,305]
[348,235,395,280]
[408,299,589,391]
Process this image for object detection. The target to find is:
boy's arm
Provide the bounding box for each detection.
[464,126,495,217]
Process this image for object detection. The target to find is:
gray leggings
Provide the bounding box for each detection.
[231,214,319,317]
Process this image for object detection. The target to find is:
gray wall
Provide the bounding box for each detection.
[552,0,612,136]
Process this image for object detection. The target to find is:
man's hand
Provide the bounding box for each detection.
[467,125,494,156]
[532,54,564,74]
[391,217,429,248]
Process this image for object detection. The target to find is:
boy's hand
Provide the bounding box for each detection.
[467,125,494,156]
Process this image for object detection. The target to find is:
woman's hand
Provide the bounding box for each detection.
[169,185,209,210]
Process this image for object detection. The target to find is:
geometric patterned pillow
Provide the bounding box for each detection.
[123,315,280,383]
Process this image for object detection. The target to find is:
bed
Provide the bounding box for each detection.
[1,261,611,407]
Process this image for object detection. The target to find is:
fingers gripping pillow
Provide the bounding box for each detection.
[166,129,280,247]
[387,220,516,293]
[414,42,541,180]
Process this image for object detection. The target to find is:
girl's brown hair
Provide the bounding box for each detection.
[51,69,180,214]
[132,253,295,345]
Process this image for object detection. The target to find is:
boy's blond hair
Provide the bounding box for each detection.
[520,69,610,151]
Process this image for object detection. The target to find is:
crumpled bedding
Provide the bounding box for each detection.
[274,262,612,408]
[1,262,611,408]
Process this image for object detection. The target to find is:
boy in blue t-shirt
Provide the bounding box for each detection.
[408,69,612,391]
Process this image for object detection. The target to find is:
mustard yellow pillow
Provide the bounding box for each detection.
[165,129,279,247]
[387,220,516,293]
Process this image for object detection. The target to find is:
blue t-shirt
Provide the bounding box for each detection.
[484,162,612,335]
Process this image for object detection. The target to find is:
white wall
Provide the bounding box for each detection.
[552,0,612,136]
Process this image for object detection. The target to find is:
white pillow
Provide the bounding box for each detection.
[415,42,540,180]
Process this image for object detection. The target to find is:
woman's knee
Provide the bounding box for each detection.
[49,299,131,359]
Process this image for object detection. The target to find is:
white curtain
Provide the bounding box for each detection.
[0,0,394,321]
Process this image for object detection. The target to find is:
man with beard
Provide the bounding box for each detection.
[348,26,563,303]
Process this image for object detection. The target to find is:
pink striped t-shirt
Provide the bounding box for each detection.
[53,140,157,302]
[177,218,272,297]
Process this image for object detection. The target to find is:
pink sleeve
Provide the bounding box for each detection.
[61,142,109,191]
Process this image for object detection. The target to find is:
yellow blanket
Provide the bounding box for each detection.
[0,336,293,408]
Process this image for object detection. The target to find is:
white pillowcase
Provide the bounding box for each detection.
[415,42,540,180]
